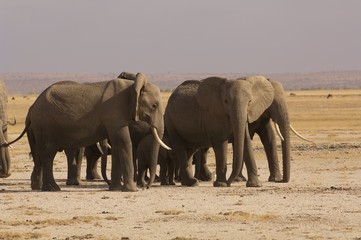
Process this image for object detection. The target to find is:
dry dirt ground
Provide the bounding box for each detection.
[1,90,360,240]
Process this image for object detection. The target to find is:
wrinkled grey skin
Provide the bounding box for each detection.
[0,81,11,178]
[65,121,152,186]
[137,134,175,187]
[165,76,274,188]
[6,73,164,191]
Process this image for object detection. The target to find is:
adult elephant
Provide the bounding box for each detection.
[165,76,275,188]
[194,79,312,183]
[5,72,169,191]
[243,79,291,182]
[0,81,15,178]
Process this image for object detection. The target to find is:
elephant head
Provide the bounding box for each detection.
[0,81,11,178]
[196,76,274,186]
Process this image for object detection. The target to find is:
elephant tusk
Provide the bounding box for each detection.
[274,123,284,141]
[151,127,172,150]
[290,125,315,143]
[96,142,104,155]
[4,140,13,150]
[107,143,111,149]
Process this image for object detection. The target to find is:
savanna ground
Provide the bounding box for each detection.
[1,89,360,240]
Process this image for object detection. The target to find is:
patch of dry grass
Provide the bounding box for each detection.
[0,215,101,228]
[0,231,48,239]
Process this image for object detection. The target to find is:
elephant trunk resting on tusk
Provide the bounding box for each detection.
[274,122,314,143]
[151,127,172,150]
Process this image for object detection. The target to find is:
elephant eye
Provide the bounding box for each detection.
[152,103,158,110]
[224,99,228,104]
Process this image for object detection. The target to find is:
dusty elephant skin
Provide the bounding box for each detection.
[5,73,165,192]
[165,76,275,188]
[0,81,12,178]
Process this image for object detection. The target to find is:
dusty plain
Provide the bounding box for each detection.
[1,89,360,240]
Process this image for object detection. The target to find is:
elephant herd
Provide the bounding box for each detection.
[0,72,310,191]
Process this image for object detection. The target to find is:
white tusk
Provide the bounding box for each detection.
[4,140,13,150]
[274,123,284,141]
[151,127,172,150]
[290,125,315,143]
[96,142,104,155]
[107,143,111,149]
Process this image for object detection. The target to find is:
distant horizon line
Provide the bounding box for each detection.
[1,69,361,76]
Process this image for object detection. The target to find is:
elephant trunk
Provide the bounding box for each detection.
[272,103,291,182]
[279,119,291,182]
[0,124,10,178]
[227,100,248,186]
[147,125,164,188]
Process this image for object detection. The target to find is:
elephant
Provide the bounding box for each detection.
[193,79,312,184]
[137,133,175,187]
[241,79,291,182]
[0,81,15,178]
[164,76,275,188]
[4,72,170,191]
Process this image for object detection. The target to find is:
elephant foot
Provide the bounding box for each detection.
[42,182,61,191]
[0,173,11,178]
[31,183,41,191]
[181,178,199,187]
[169,180,176,186]
[234,174,247,182]
[109,183,123,191]
[66,178,80,186]
[246,178,262,187]
[269,172,283,182]
[213,181,227,187]
[161,180,169,186]
[121,182,138,192]
[199,172,212,181]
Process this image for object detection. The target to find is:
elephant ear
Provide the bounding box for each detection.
[118,72,137,80]
[246,76,275,123]
[195,77,227,113]
[133,73,148,121]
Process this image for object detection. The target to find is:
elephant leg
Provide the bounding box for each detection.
[28,130,42,190]
[65,148,81,186]
[40,146,60,191]
[243,131,262,187]
[179,148,198,187]
[257,120,282,182]
[213,142,228,187]
[234,141,247,182]
[199,148,212,181]
[159,155,169,185]
[76,148,85,180]
[109,127,137,192]
[85,147,101,180]
[168,154,176,185]
[193,150,201,180]
[91,158,100,179]
[137,153,148,187]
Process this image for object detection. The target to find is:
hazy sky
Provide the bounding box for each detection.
[1,1,361,74]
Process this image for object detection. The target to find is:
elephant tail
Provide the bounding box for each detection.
[1,118,30,148]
